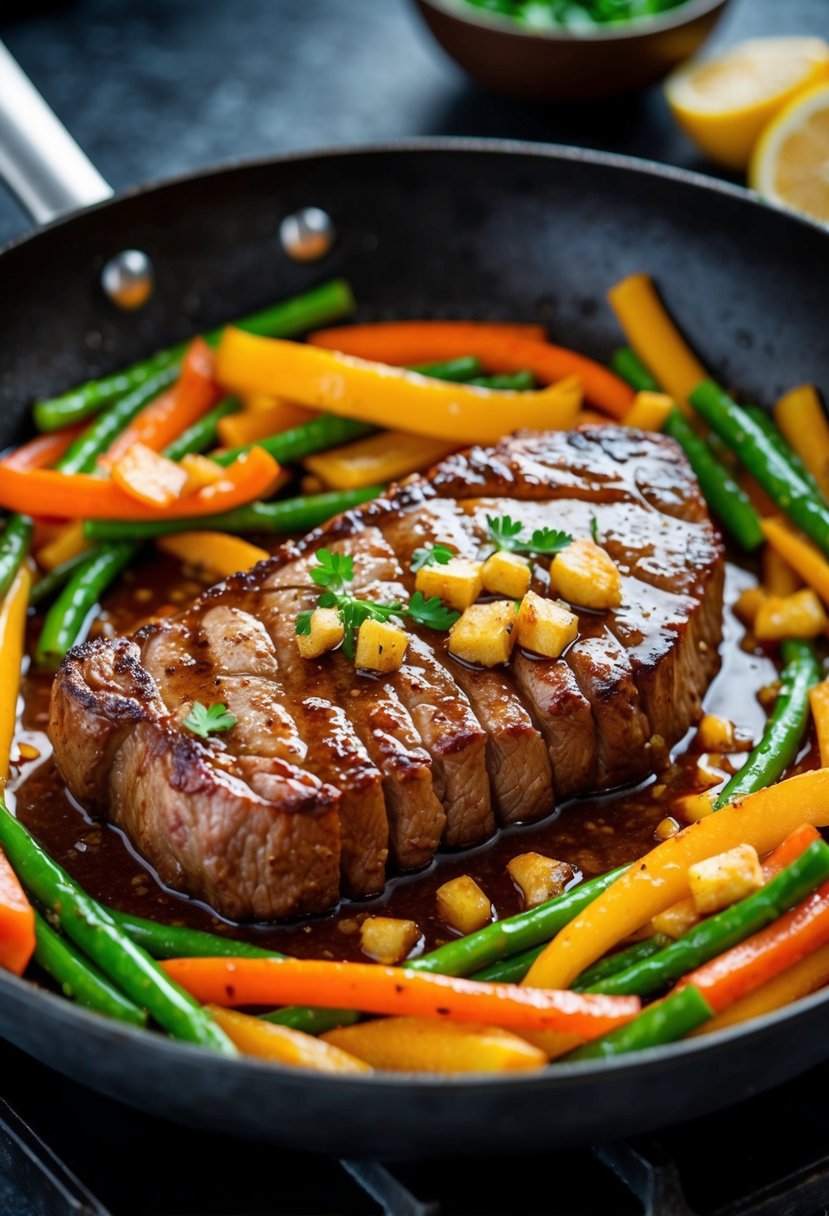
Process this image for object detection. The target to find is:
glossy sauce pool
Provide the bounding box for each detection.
[9,553,798,963]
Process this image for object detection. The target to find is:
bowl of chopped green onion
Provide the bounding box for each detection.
[412,0,729,102]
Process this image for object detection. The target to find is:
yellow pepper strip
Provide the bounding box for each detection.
[217,401,315,449]
[242,393,285,414]
[762,542,802,596]
[111,442,188,508]
[215,330,583,445]
[754,588,828,640]
[516,1029,584,1060]
[322,1016,547,1073]
[623,391,674,432]
[35,521,91,572]
[156,532,269,578]
[208,1006,371,1073]
[690,942,829,1037]
[523,767,829,990]
[774,384,829,501]
[808,681,829,768]
[607,274,707,413]
[0,565,32,784]
[305,430,455,491]
[179,453,225,494]
[761,516,829,607]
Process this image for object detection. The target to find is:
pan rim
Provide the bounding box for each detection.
[1,137,828,1100]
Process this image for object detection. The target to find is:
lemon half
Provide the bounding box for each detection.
[750,82,829,224]
[665,37,829,171]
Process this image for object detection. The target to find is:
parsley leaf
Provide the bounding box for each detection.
[310,548,354,594]
[410,543,455,573]
[295,609,314,636]
[590,516,600,544]
[487,513,573,558]
[405,591,460,632]
[183,701,237,739]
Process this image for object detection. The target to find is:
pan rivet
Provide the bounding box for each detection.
[101,249,154,310]
[279,208,335,262]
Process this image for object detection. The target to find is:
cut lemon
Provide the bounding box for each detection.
[665,37,829,171]
[750,82,829,223]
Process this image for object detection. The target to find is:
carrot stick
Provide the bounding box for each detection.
[0,447,279,521]
[677,880,829,1012]
[763,824,822,877]
[161,957,640,1038]
[309,325,633,419]
[0,847,35,975]
[309,321,546,364]
[691,940,829,1036]
[101,339,222,468]
[523,768,829,991]
[1,425,86,472]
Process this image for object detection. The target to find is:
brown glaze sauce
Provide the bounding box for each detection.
[9,551,801,964]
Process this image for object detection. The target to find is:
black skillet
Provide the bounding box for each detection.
[0,45,828,1160]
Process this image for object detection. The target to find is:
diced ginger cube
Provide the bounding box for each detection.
[697,714,737,752]
[688,843,764,916]
[551,539,621,610]
[734,586,766,628]
[754,589,828,640]
[515,591,578,659]
[415,558,483,611]
[355,618,409,673]
[296,607,344,660]
[675,791,716,823]
[651,896,699,939]
[360,916,421,965]
[507,852,574,909]
[448,601,516,667]
[436,875,493,935]
[481,551,531,599]
[654,816,680,841]
[180,453,225,494]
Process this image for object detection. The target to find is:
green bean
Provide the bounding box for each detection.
[0,515,33,599]
[0,805,235,1052]
[743,403,824,500]
[108,909,281,960]
[564,986,713,1061]
[611,348,659,393]
[409,357,483,381]
[83,486,384,542]
[691,380,829,557]
[714,639,822,809]
[33,280,356,432]
[34,911,146,1026]
[572,935,673,991]
[663,409,764,550]
[587,839,829,998]
[213,415,376,468]
[164,398,240,462]
[35,544,136,669]
[30,551,95,607]
[56,366,181,475]
[468,371,536,390]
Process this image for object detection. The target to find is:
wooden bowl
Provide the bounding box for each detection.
[412,0,730,102]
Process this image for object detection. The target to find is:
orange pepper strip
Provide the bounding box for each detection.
[161,957,640,1038]
[207,1006,371,1073]
[111,442,189,508]
[310,325,633,419]
[217,401,315,449]
[309,321,547,363]
[101,338,221,468]
[1,424,86,472]
[676,880,829,1013]
[523,769,829,991]
[0,846,34,976]
[0,447,279,520]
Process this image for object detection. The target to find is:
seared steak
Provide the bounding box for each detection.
[50,427,724,920]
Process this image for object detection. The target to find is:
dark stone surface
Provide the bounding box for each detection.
[0,0,826,243]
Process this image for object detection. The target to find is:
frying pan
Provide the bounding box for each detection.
[0,45,828,1160]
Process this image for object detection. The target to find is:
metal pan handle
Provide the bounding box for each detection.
[0,41,112,225]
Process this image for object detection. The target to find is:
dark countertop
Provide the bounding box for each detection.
[0,0,826,245]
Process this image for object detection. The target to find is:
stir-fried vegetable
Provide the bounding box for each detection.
[761,517,829,608]
[213,414,375,468]
[304,430,455,490]
[208,1006,370,1073]
[0,517,34,602]
[309,321,546,363]
[691,941,829,1036]
[742,403,823,500]
[162,956,640,1036]
[155,533,269,579]
[713,640,821,808]
[322,1016,547,1073]
[0,803,236,1053]
[564,987,713,1062]
[0,845,34,976]
[33,912,146,1026]
[774,384,829,501]
[33,279,356,432]
[0,566,32,777]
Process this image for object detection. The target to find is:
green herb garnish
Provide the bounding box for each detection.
[410,542,455,573]
[406,591,461,632]
[590,516,600,544]
[183,701,237,739]
[487,514,572,558]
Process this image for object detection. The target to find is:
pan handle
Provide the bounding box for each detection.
[0,41,112,225]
